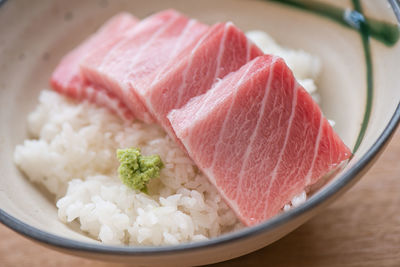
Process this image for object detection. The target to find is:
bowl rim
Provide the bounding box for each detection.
[1,0,400,257]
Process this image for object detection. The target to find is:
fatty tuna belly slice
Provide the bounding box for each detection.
[168,55,352,226]
[50,12,138,120]
[142,22,263,139]
[80,9,209,123]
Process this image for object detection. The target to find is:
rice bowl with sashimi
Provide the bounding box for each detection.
[13,9,351,246]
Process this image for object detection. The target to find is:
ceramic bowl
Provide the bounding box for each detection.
[1,0,399,265]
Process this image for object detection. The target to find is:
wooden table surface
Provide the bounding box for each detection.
[1,128,400,267]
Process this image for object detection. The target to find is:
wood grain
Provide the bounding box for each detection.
[1,128,400,267]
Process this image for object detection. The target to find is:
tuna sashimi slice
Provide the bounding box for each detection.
[80,9,209,123]
[168,55,352,226]
[50,12,138,120]
[141,22,263,140]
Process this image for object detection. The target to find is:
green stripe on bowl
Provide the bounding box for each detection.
[264,0,400,153]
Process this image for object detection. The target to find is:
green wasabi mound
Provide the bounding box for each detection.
[117,148,164,193]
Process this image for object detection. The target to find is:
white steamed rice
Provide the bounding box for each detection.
[14,31,321,245]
